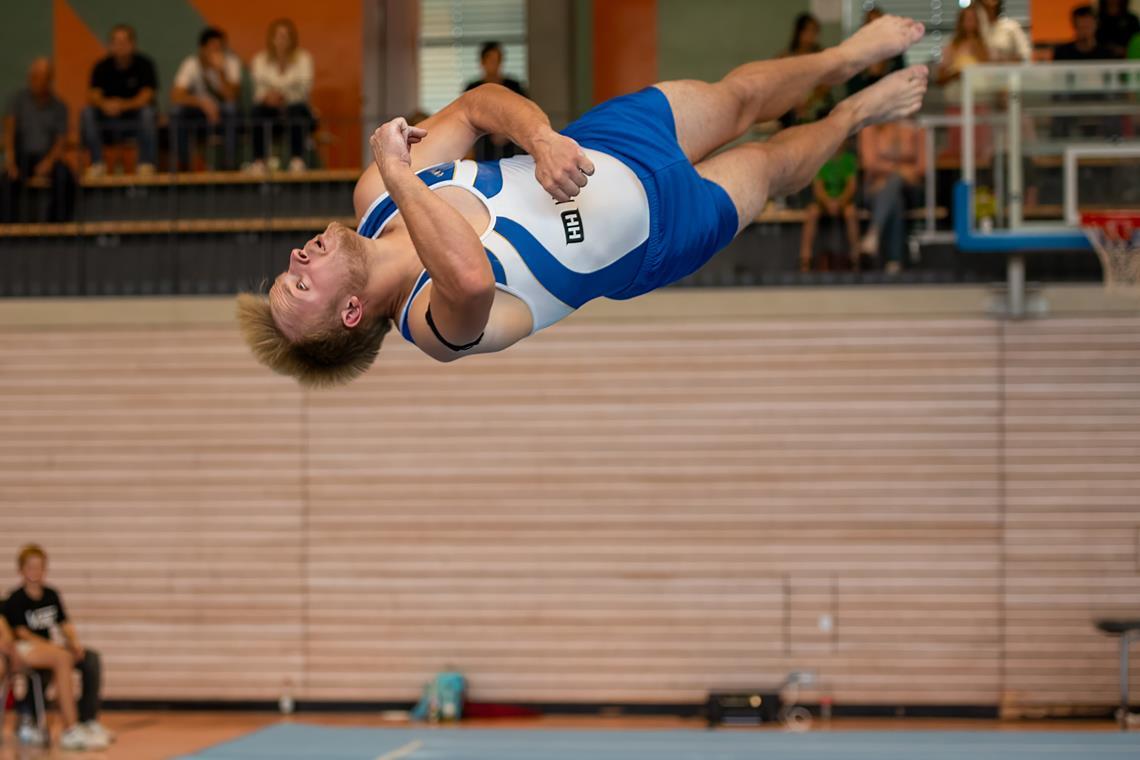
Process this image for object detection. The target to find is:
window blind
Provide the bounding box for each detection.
[419,0,528,115]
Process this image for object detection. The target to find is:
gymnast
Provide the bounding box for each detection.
[239,15,928,385]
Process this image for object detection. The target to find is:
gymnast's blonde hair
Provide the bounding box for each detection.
[236,231,392,388]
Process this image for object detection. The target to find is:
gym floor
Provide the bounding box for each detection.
[1,714,1135,760]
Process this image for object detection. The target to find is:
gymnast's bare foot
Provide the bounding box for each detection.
[827,15,925,85]
[837,65,930,133]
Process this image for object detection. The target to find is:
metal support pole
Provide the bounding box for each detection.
[963,68,975,186]
[924,125,936,234]
[994,130,1005,226]
[1007,71,1023,230]
[1007,254,1025,319]
[1122,631,1132,731]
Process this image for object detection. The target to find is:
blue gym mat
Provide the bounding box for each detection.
[178,723,1140,760]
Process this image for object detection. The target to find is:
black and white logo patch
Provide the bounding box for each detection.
[561,209,584,244]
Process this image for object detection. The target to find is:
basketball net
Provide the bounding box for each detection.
[1081,211,1140,290]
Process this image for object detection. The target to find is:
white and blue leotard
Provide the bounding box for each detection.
[357,150,651,341]
[357,87,740,346]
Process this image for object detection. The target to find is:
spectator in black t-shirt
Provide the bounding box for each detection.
[0,58,75,223]
[81,23,158,176]
[2,544,113,749]
[1098,0,1140,57]
[1055,5,1114,60]
[464,41,528,162]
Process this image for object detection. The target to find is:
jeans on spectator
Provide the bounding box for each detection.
[81,105,158,166]
[866,173,921,265]
[0,151,76,222]
[18,648,103,724]
[251,102,314,161]
[172,102,238,170]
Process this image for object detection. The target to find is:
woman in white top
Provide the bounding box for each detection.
[250,18,314,172]
[975,0,1032,62]
[936,5,990,97]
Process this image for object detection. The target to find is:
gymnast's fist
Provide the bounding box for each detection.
[531,129,595,203]
[372,117,426,170]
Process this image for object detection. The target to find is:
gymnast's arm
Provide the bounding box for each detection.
[460,84,595,202]
[354,84,594,216]
[372,119,494,350]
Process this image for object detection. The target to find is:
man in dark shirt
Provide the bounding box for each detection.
[81,23,158,176]
[3,544,113,747]
[1098,0,1140,57]
[1055,5,1114,59]
[0,58,76,222]
[464,41,528,162]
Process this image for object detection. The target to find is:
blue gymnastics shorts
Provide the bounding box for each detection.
[561,86,739,300]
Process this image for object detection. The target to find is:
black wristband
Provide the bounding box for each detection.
[425,305,484,351]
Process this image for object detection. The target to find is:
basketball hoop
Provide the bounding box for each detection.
[1081,211,1140,290]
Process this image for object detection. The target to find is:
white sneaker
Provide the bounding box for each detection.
[245,159,268,176]
[61,724,108,751]
[84,720,117,744]
[136,162,156,176]
[17,720,46,746]
[860,230,879,257]
[288,156,307,173]
[85,162,106,179]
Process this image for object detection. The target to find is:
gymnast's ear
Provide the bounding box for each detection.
[342,295,363,328]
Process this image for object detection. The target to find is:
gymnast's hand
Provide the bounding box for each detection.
[531,129,595,203]
[372,117,426,171]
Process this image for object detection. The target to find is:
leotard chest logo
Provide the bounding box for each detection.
[561,209,584,244]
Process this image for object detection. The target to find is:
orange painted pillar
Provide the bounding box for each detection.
[1030,0,1085,44]
[592,0,658,104]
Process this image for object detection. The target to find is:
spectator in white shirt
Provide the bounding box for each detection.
[249,19,315,173]
[170,27,242,170]
[976,0,1032,62]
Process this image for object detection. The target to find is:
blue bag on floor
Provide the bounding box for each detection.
[410,671,466,722]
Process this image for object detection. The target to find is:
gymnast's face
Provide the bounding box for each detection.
[270,222,367,340]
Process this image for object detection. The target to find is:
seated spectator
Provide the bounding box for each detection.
[1052,5,1130,139]
[171,27,241,171]
[81,23,158,177]
[1098,0,1140,57]
[0,58,76,223]
[847,6,906,96]
[250,18,315,174]
[976,0,1032,62]
[464,42,527,162]
[779,13,834,128]
[2,544,112,751]
[800,144,860,272]
[859,120,925,275]
[1055,5,1114,59]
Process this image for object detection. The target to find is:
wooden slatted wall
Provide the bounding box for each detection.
[0,329,307,699]
[1002,318,1140,709]
[0,299,1136,709]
